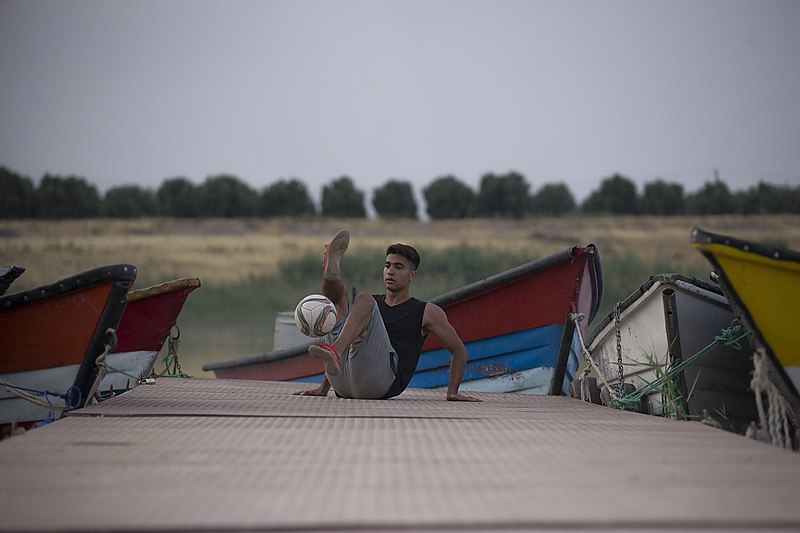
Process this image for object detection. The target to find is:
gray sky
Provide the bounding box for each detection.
[1,0,799,206]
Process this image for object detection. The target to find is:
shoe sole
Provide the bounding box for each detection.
[324,230,350,281]
[308,345,340,377]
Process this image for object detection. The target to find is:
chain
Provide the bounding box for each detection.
[611,322,750,411]
[157,324,190,378]
[614,301,625,398]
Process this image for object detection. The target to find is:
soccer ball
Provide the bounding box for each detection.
[294,294,337,337]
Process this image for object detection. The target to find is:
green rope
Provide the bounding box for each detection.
[610,323,749,411]
[156,326,191,378]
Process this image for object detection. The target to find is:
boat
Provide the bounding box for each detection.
[691,227,800,400]
[0,265,25,296]
[98,277,201,396]
[581,273,758,432]
[204,245,603,395]
[0,264,137,432]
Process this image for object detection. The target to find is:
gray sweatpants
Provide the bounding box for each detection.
[323,299,397,399]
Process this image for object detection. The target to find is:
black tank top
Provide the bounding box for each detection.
[374,294,427,398]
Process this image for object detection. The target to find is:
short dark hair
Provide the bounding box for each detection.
[386,243,420,271]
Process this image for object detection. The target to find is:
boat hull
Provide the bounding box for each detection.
[586,273,757,431]
[205,245,603,396]
[692,227,800,398]
[0,365,83,429]
[99,278,200,395]
[0,264,137,428]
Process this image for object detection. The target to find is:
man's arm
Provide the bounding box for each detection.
[423,303,481,402]
[293,374,331,396]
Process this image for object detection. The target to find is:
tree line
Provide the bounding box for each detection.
[1,165,799,220]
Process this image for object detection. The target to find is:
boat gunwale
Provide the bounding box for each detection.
[0,264,138,308]
[585,272,726,348]
[126,277,201,303]
[203,244,600,372]
[691,227,800,265]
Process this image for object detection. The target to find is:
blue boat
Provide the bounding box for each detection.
[204,245,603,395]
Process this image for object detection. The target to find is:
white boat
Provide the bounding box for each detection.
[583,273,758,432]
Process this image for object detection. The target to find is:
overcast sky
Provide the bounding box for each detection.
[1,0,799,206]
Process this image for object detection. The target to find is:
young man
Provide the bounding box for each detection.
[293,230,480,402]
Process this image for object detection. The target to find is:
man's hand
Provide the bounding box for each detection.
[293,387,328,397]
[446,391,482,402]
[294,376,331,397]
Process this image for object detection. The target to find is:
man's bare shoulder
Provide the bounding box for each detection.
[422,301,448,325]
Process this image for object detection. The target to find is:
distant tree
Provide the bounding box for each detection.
[259,178,316,217]
[756,182,789,213]
[196,174,258,217]
[685,179,735,215]
[530,182,576,216]
[790,186,800,214]
[372,179,417,219]
[102,185,158,218]
[0,166,36,218]
[733,187,757,215]
[157,177,197,217]
[640,179,684,216]
[475,171,530,218]
[36,174,101,218]
[321,176,366,218]
[423,175,475,219]
[581,174,638,214]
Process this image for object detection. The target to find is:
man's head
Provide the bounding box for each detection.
[386,243,420,271]
[384,243,420,293]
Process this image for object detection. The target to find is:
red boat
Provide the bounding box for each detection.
[204,245,603,395]
[0,264,137,432]
[99,277,201,395]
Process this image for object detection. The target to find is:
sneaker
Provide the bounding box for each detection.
[308,343,341,377]
[323,230,350,281]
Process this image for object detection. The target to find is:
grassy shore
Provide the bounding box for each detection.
[2,215,799,376]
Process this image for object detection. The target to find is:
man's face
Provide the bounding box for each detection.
[384,253,416,292]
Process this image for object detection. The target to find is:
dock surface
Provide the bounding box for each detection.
[2,378,800,531]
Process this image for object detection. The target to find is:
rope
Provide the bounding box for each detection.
[1,328,118,425]
[104,365,144,382]
[749,347,792,449]
[0,377,82,412]
[571,313,618,402]
[86,328,116,404]
[609,323,749,411]
[155,325,191,378]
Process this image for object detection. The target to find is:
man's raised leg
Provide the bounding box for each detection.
[308,292,375,377]
[309,229,350,377]
[322,229,350,318]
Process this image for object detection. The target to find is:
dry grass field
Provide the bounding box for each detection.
[3,215,799,287]
[2,215,799,376]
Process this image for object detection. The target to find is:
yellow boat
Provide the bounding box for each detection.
[691,227,800,398]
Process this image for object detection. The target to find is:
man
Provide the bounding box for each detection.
[294,229,480,402]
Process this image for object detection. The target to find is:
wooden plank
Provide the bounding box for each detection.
[1,378,799,532]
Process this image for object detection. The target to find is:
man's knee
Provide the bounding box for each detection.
[352,291,375,310]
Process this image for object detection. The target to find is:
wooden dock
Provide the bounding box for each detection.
[2,378,800,531]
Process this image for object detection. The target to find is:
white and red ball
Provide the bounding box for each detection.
[294,294,337,337]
